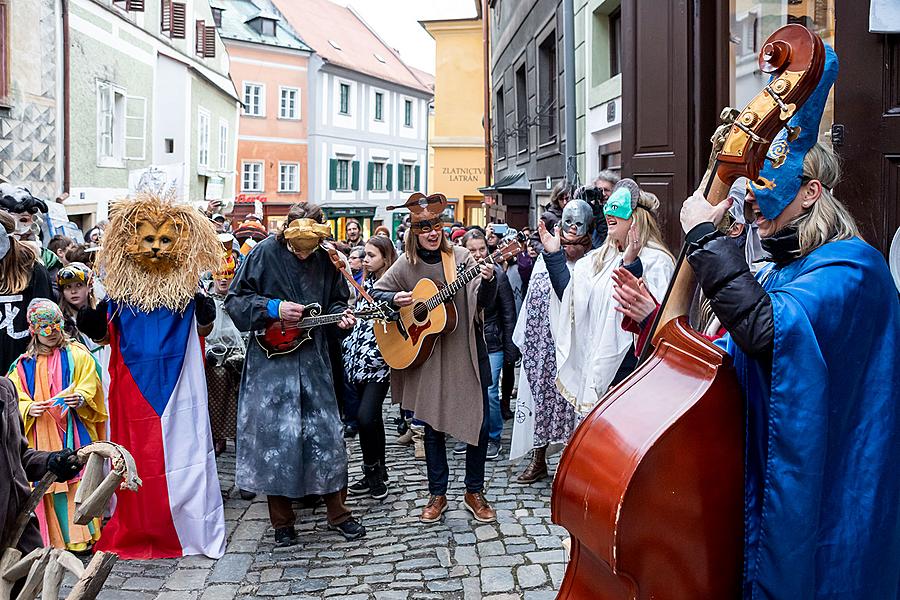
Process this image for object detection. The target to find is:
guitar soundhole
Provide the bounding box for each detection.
[412,302,428,322]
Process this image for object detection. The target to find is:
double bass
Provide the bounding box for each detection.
[551,25,827,599]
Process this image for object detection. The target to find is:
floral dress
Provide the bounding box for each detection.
[522,271,578,446]
[342,275,389,384]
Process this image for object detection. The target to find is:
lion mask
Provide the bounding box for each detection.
[99,192,220,312]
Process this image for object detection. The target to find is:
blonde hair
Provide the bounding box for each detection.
[404,229,452,265]
[593,190,674,272]
[0,210,39,294]
[790,143,859,257]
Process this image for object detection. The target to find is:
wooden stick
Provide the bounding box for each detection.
[73,454,104,506]
[0,548,23,600]
[1,474,56,551]
[73,471,122,526]
[54,553,84,579]
[65,553,117,600]
[40,551,64,600]
[2,549,43,583]
[13,548,50,600]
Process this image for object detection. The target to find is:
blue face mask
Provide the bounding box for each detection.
[603,187,633,220]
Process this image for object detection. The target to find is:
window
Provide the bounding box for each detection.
[218,120,229,170]
[609,7,622,77]
[538,32,557,143]
[195,20,215,58]
[197,109,210,168]
[0,0,8,100]
[161,0,186,39]
[279,87,300,119]
[97,81,126,166]
[241,161,263,192]
[339,83,350,115]
[403,99,413,127]
[336,159,350,190]
[369,162,385,191]
[211,7,223,28]
[279,163,299,193]
[374,92,384,121]
[399,164,413,192]
[495,86,506,157]
[515,64,528,151]
[243,82,264,116]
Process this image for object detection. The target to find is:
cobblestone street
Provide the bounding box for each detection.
[97,404,567,600]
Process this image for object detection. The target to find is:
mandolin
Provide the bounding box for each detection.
[375,234,524,370]
[254,302,391,359]
[551,25,827,599]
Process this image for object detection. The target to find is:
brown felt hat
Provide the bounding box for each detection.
[387,193,448,233]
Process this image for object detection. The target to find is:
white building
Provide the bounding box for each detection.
[273,0,433,238]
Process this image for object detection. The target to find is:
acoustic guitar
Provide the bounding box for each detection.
[375,234,524,370]
[254,302,391,359]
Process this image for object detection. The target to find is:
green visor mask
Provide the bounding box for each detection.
[603,187,634,220]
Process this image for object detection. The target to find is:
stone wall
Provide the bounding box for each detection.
[0,0,60,200]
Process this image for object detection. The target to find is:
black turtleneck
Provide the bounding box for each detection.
[760,226,801,266]
[417,247,443,265]
[685,222,774,362]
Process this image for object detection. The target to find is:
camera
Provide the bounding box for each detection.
[579,186,606,205]
[489,223,509,237]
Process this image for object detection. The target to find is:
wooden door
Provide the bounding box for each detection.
[834,3,900,255]
[621,0,727,251]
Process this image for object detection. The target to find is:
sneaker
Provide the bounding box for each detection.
[343,424,358,439]
[420,494,448,523]
[348,474,370,496]
[463,491,496,523]
[486,440,501,460]
[329,516,366,540]
[239,489,257,501]
[274,526,299,548]
[365,463,389,500]
[452,440,468,455]
[396,428,414,445]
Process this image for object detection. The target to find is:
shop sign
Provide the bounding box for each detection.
[441,167,484,182]
[237,194,267,204]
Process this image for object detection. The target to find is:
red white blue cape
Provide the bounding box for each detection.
[94,301,225,559]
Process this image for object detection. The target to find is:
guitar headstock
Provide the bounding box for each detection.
[714,24,826,187]
[490,232,526,264]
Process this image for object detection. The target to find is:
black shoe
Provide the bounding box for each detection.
[366,463,388,500]
[452,440,467,455]
[348,474,370,496]
[274,526,299,548]
[343,425,358,439]
[396,419,409,436]
[239,489,257,500]
[486,439,501,460]
[329,517,366,540]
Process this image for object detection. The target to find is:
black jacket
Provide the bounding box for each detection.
[685,222,776,361]
[483,266,518,362]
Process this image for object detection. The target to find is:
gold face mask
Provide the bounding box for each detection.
[283,218,331,254]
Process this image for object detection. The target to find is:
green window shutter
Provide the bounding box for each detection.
[386,163,393,191]
[328,159,337,190]
[351,160,360,191]
[414,165,421,191]
[367,161,374,191]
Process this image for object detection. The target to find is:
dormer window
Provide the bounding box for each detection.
[246,15,277,37]
[211,7,223,28]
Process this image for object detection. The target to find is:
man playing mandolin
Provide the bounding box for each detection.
[373,193,499,525]
[225,203,365,547]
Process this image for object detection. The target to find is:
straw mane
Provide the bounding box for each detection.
[98,192,219,312]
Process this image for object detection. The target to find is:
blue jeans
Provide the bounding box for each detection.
[423,385,489,495]
[487,351,504,442]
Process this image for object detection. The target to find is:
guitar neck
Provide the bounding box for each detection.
[425,259,491,310]
[297,312,346,328]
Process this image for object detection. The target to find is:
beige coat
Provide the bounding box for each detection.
[375,246,485,445]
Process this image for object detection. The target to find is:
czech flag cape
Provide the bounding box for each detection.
[94,300,226,559]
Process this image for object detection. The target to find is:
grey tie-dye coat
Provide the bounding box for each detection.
[224,238,349,498]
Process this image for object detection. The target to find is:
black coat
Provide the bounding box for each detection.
[1,377,51,553]
[483,266,518,362]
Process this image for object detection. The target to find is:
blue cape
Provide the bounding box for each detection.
[718,238,900,599]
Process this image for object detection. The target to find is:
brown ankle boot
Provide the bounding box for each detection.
[420,494,448,523]
[463,491,496,523]
[516,447,548,484]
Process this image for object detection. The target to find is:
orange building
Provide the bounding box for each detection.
[215,0,313,227]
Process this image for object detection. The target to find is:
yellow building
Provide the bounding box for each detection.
[421,7,488,227]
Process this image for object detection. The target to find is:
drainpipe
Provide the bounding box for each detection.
[482,0,492,190]
[563,0,577,184]
[61,0,70,193]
